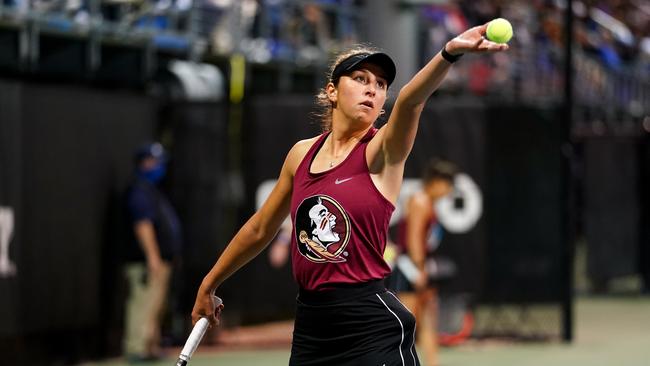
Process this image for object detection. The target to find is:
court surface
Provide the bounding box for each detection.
[82,296,650,366]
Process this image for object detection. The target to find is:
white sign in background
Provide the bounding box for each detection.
[0,206,16,278]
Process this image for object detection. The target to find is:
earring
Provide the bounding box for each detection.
[380,109,386,115]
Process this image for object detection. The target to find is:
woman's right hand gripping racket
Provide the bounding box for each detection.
[175,296,223,366]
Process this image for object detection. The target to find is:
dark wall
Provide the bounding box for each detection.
[407,98,489,295]
[162,102,230,320]
[0,78,158,363]
[0,80,23,340]
[483,105,566,303]
[583,138,641,286]
[641,137,650,291]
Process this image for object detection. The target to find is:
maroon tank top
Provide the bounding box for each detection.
[396,211,440,255]
[290,128,395,291]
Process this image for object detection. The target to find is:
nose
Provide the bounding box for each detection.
[365,77,377,94]
[366,79,377,95]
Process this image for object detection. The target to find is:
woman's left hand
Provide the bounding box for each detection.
[445,23,509,55]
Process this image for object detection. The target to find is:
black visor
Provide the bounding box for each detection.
[330,52,396,87]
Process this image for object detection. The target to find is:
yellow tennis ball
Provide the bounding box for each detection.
[383,242,398,266]
[486,18,513,44]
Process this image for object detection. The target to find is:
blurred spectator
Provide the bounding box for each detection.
[123,142,183,362]
[386,158,459,366]
[291,3,331,65]
[205,0,360,62]
[416,0,648,113]
[4,0,647,110]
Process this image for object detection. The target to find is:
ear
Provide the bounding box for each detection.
[326,82,337,103]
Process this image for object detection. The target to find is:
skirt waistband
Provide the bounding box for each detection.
[298,279,386,305]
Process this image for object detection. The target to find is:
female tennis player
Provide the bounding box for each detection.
[191,23,508,365]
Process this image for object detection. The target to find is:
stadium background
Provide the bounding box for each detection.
[0,0,648,365]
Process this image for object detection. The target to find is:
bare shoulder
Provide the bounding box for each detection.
[409,191,432,211]
[284,135,321,174]
[366,124,406,171]
[366,125,406,204]
[367,125,386,156]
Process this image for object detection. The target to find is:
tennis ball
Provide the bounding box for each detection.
[486,18,513,44]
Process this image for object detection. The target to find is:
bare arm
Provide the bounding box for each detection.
[372,23,509,166]
[368,23,508,203]
[191,139,312,326]
[405,194,430,270]
[133,220,163,272]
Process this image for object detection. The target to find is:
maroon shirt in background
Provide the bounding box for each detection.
[395,211,439,255]
[290,128,395,291]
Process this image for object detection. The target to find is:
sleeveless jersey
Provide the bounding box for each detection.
[290,128,395,291]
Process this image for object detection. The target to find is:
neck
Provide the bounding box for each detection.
[323,127,369,168]
[331,108,375,135]
[330,126,369,149]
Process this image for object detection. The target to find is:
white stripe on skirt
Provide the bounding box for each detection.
[387,291,418,366]
[376,293,405,366]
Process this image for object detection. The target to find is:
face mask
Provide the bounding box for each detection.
[140,163,167,184]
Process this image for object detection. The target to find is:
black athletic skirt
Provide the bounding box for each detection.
[290,280,421,366]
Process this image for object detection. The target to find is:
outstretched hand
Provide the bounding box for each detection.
[192,293,224,328]
[445,23,509,55]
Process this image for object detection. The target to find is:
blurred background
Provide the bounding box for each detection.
[0,0,649,365]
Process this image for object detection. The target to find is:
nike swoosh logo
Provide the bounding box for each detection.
[335,177,353,185]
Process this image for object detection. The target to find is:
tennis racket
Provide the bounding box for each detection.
[175,296,222,366]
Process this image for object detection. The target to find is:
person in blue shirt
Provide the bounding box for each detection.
[123,142,182,362]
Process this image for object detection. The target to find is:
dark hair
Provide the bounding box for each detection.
[315,45,386,132]
[422,158,458,184]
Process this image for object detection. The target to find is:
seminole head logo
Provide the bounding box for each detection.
[295,195,350,263]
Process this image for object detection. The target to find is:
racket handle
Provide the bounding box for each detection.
[175,317,209,366]
[396,255,422,284]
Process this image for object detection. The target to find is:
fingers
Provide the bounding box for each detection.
[478,40,509,52]
[468,36,508,52]
[463,24,485,35]
[193,309,219,328]
[209,313,219,328]
[212,295,224,327]
[191,295,224,328]
[191,312,202,327]
[449,27,509,55]
[214,303,225,326]
[477,23,489,35]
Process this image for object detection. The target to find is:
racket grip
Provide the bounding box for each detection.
[396,255,422,284]
[175,317,209,366]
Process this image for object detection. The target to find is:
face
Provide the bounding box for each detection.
[328,62,388,126]
[138,156,167,183]
[426,179,453,200]
[140,157,159,171]
[310,204,340,244]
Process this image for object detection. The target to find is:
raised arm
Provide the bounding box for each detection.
[378,23,508,165]
[191,140,309,326]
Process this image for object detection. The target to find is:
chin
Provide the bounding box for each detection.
[354,114,378,125]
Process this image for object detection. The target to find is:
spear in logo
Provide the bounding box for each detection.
[298,231,346,263]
